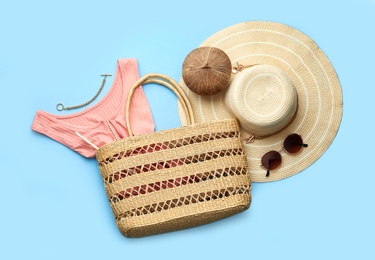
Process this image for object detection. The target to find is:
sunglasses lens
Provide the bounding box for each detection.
[284,134,304,153]
[261,151,282,170]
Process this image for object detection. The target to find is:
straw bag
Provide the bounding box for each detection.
[96,74,251,238]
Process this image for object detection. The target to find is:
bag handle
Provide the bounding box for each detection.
[126,73,195,137]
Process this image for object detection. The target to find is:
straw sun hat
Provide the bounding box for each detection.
[179,21,343,182]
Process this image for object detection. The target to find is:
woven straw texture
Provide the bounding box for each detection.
[225,64,298,136]
[179,21,343,182]
[96,74,251,238]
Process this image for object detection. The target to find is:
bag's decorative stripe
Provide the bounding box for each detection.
[98,131,239,167]
[115,185,251,221]
[109,167,247,203]
[104,148,244,184]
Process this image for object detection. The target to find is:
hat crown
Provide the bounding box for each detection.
[225,64,297,136]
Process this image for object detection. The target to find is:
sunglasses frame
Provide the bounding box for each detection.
[261,134,308,177]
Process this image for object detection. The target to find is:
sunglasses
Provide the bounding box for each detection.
[261,134,308,177]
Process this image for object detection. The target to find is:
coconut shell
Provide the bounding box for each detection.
[182,47,232,96]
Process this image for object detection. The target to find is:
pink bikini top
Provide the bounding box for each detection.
[31,59,155,158]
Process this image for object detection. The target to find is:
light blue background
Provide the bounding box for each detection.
[1,0,374,259]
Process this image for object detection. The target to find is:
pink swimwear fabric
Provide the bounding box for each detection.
[31,59,155,158]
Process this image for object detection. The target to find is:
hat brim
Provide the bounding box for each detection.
[179,21,343,182]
